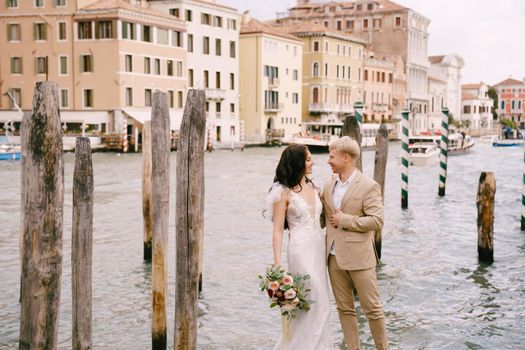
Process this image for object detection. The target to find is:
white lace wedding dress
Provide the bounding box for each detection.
[265,183,332,350]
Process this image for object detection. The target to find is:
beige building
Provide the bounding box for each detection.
[239,14,303,143]
[275,0,429,131]
[279,22,366,121]
[427,75,447,132]
[0,0,186,150]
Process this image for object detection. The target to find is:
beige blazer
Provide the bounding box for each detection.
[322,171,383,271]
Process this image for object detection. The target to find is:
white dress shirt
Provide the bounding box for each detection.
[330,169,358,255]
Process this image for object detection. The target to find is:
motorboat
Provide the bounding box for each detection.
[0,135,20,161]
[288,116,381,152]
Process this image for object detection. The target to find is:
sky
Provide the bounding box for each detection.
[221,0,524,85]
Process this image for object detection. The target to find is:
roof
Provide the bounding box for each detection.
[492,78,525,87]
[240,16,302,42]
[79,0,181,22]
[275,22,367,44]
[290,0,407,13]
[462,92,476,100]
[428,55,444,64]
[462,83,482,89]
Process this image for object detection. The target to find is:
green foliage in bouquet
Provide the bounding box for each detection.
[258,264,313,320]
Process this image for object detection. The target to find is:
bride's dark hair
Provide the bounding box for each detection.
[274,144,309,191]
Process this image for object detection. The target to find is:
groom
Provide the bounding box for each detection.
[322,136,388,350]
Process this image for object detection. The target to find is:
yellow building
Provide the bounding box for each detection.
[239,14,303,143]
[0,0,186,150]
[279,23,366,121]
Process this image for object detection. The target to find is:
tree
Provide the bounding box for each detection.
[487,87,498,120]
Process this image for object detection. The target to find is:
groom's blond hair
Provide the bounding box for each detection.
[329,136,360,159]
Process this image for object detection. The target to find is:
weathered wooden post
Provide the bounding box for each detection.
[151,92,170,350]
[401,109,409,209]
[174,90,206,349]
[373,124,388,259]
[477,172,496,263]
[72,137,93,350]
[20,81,64,350]
[342,115,362,172]
[438,108,450,197]
[19,112,29,304]
[142,121,153,260]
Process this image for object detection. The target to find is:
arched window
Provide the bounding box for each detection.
[312,62,319,77]
[312,87,319,104]
[501,100,504,109]
[519,100,522,110]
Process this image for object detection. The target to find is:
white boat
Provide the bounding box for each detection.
[408,132,475,154]
[478,135,498,144]
[0,135,20,161]
[288,117,380,152]
[408,143,439,166]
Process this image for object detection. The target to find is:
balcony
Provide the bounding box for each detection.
[264,103,284,113]
[205,88,226,101]
[267,77,280,89]
[308,103,353,113]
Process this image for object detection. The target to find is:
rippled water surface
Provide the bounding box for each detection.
[1,142,524,349]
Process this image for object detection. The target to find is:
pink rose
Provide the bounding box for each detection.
[282,275,294,286]
[284,288,297,300]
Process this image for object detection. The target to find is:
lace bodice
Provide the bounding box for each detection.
[263,182,322,232]
[286,191,322,231]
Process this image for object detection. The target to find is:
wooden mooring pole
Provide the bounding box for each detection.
[401,109,409,209]
[143,121,153,260]
[342,115,363,172]
[72,137,94,350]
[174,90,206,349]
[477,172,496,264]
[20,81,64,350]
[438,108,450,197]
[373,124,388,260]
[151,92,170,350]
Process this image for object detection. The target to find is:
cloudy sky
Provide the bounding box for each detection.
[221,0,524,85]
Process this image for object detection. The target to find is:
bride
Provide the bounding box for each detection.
[264,144,331,349]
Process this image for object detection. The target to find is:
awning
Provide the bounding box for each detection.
[122,108,183,131]
[0,110,109,124]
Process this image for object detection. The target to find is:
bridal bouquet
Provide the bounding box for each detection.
[258,264,312,320]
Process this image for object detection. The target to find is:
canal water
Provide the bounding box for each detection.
[0,142,524,349]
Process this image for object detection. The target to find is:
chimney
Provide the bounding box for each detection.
[297,0,310,5]
[241,11,252,25]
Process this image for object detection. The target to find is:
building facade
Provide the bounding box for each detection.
[461,83,494,131]
[0,0,187,150]
[275,0,429,131]
[492,78,525,128]
[428,54,465,121]
[427,75,447,132]
[363,52,394,123]
[239,14,303,143]
[149,0,242,148]
[280,23,366,122]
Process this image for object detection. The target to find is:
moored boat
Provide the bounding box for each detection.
[288,117,380,152]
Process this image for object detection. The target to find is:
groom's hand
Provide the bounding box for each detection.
[329,209,343,228]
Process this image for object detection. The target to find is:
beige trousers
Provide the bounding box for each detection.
[328,255,388,350]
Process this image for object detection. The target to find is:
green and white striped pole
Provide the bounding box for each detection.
[522,140,525,230]
[354,101,364,129]
[401,109,409,209]
[438,108,450,197]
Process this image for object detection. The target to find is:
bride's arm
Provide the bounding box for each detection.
[272,191,288,266]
